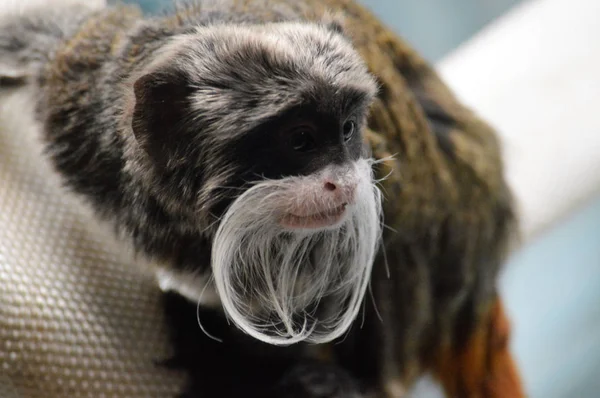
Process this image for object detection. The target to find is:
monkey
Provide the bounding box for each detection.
[0,0,525,397]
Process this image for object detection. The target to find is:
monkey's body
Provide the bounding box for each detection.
[0,1,523,397]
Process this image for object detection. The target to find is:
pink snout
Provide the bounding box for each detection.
[279,174,358,230]
[323,178,357,207]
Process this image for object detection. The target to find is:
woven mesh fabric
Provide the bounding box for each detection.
[0,86,186,396]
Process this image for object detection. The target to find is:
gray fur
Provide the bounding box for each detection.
[0,3,97,82]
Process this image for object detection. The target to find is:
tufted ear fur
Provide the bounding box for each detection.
[131,69,194,168]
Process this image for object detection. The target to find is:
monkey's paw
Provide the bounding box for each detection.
[269,362,363,398]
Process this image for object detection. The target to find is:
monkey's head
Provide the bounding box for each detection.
[128,20,382,345]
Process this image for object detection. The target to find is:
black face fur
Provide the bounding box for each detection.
[214,103,369,215]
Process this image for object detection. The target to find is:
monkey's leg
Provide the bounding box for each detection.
[433,298,525,398]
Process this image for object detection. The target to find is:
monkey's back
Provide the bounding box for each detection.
[319,0,517,388]
[315,0,518,391]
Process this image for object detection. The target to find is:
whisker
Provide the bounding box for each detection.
[382,223,397,234]
[210,158,382,345]
[196,274,224,343]
[368,280,384,323]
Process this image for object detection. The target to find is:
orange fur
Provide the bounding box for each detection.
[434,299,525,398]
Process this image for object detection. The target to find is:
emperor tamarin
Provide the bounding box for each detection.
[0,0,525,397]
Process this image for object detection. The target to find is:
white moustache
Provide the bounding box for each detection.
[211,158,383,346]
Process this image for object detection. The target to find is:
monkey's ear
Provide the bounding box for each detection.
[131,70,192,168]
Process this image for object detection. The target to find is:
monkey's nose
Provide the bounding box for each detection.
[323,180,357,205]
[324,182,337,191]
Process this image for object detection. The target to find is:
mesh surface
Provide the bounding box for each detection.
[0,87,186,397]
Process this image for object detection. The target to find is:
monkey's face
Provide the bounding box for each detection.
[130,21,381,345]
[211,113,383,346]
[225,100,374,230]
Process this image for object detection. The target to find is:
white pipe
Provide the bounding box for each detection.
[436,0,600,244]
[0,0,105,15]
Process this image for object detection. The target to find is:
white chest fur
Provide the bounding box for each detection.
[155,267,222,308]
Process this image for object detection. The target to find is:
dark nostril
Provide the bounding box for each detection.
[324,182,337,191]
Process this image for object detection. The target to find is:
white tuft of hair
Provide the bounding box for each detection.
[211,158,383,345]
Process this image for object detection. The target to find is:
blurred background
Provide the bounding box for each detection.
[112,0,600,396]
[119,0,523,61]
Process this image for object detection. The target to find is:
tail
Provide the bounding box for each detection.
[0,2,99,87]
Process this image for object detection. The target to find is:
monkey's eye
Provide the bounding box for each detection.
[342,120,355,142]
[289,126,317,152]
